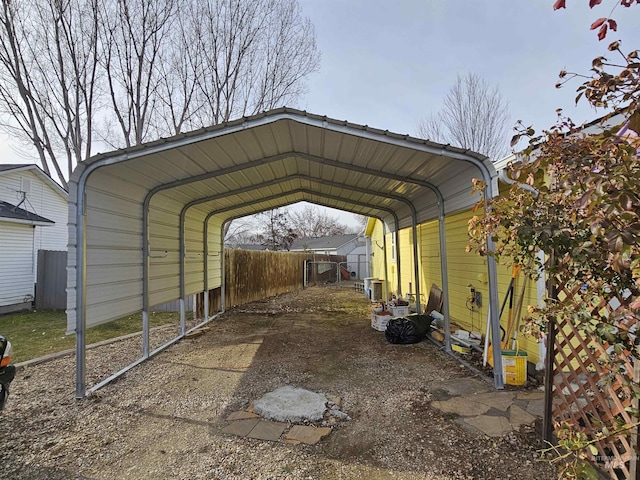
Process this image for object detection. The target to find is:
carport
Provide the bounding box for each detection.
[67,108,504,398]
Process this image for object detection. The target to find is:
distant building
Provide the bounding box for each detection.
[289,234,369,279]
[0,164,68,313]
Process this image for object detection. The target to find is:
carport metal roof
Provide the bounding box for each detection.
[68,107,504,397]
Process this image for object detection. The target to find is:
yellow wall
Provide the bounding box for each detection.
[368,220,387,287]
[368,212,542,364]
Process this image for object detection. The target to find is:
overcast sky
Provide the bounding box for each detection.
[298,0,639,138]
[296,0,640,225]
[2,1,639,228]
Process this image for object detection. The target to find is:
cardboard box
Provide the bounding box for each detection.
[371,314,392,331]
[390,306,409,317]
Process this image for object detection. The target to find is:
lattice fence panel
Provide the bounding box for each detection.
[551,279,636,478]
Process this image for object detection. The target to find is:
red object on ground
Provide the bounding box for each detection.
[340,267,350,280]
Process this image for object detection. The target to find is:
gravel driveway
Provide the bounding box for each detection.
[0,284,556,479]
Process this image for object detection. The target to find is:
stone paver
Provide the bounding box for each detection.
[471,392,515,412]
[464,415,513,437]
[525,399,544,417]
[246,420,287,441]
[285,425,332,445]
[432,397,490,416]
[227,411,260,421]
[429,377,492,397]
[510,404,537,428]
[222,418,259,437]
[516,391,545,401]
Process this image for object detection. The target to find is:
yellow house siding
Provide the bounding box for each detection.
[367,212,542,364]
[443,211,540,361]
[418,219,442,308]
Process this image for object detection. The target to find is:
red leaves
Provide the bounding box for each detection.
[591,18,618,39]
[555,0,636,39]
[597,23,608,40]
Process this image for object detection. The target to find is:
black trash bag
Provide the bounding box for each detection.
[385,314,431,344]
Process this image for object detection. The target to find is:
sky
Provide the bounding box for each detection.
[2,0,639,229]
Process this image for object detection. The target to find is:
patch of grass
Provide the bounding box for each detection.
[0,309,179,363]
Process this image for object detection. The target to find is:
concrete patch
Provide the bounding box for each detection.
[227,411,259,421]
[285,425,332,445]
[464,415,512,437]
[221,418,259,437]
[510,404,536,428]
[246,420,287,441]
[471,392,515,412]
[254,386,328,422]
[432,397,490,416]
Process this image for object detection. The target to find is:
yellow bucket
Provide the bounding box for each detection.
[501,349,527,386]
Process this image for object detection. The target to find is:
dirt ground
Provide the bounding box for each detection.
[0,283,557,480]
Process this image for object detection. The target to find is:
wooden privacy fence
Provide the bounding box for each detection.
[548,278,637,479]
[197,249,346,317]
[36,250,67,309]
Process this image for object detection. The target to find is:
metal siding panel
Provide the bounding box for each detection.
[81,297,143,328]
[86,228,141,249]
[150,287,180,307]
[86,207,141,233]
[86,265,142,285]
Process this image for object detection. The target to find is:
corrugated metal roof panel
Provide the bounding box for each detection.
[68,108,496,331]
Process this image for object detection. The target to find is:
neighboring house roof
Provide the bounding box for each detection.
[493,111,629,171]
[0,200,55,226]
[290,233,359,251]
[0,163,68,199]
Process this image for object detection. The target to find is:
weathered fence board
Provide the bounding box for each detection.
[197,250,346,317]
[35,250,67,309]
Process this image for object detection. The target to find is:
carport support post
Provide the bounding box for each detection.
[382,224,389,302]
[75,186,87,399]
[411,221,420,313]
[485,211,504,389]
[220,222,226,311]
[141,204,151,358]
[395,229,402,300]
[203,218,210,321]
[179,209,187,336]
[437,204,452,353]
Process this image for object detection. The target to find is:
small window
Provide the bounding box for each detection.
[21,177,31,193]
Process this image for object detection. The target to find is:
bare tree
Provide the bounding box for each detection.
[0,0,320,183]
[255,208,297,250]
[289,204,351,238]
[224,218,258,247]
[0,0,101,188]
[99,0,177,148]
[417,73,511,161]
[188,0,320,127]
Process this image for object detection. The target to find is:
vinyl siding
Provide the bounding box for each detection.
[0,169,68,282]
[0,222,35,307]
